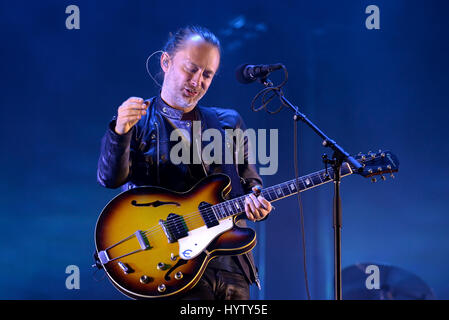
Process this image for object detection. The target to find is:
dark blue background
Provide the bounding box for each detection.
[1,0,448,299]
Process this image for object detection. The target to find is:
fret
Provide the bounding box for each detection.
[275,185,285,198]
[212,162,356,221]
[314,173,322,185]
[221,202,230,217]
[227,201,236,215]
[281,183,291,196]
[303,176,314,188]
[218,204,225,219]
[236,197,245,213]
[316,171,324,183]
[211,205,220,220]
[233,198,243,213]
[214,203,222,219]
[298,178,307,190]
[267,188,276,201]
[287,180,298,193]
[260,189,270,201]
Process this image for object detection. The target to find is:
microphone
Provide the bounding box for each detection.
[235,63,283,84]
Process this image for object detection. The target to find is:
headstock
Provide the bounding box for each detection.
[353,150,399,182]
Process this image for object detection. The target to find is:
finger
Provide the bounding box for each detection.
[121,102,148,110]
[245,197,258,220]
[119,109,146,117]
[249,194,264,219]
[127,97,144,104]
[245,201,256,221]
[248,195,263,220]
[245,200,254,221]
[245,196,255,213]
[257,196,271,211]
[247,213,256,222]
[249,194,261,208]
[119,115,142,123]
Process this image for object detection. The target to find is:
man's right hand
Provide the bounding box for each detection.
[114,97,149,135]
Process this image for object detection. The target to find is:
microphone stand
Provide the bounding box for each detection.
[258,76,362,300]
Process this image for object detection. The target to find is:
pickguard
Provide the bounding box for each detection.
[178,217,233,259]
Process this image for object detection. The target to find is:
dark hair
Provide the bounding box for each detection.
[163,25,221,58]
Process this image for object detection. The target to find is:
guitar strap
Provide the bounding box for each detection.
[198,106,260,287]
[197,106,245,200]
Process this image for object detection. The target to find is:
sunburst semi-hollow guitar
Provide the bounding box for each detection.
[94,150,399,299]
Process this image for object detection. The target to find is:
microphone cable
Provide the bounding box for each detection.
[294,115,311,300]
[145,50,163,88]
[250,64,289,115]
[250,64,312,299]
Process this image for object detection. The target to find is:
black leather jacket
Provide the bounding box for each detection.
[97,96,263,287]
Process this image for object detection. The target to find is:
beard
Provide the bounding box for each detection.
[161,70,208,110]
[164,84,204,110]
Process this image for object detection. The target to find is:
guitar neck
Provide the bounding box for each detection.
[212,162,353,220]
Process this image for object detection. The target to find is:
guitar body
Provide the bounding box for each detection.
[94,150,399,299]
[95,174,256,299]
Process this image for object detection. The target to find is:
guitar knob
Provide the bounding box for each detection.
[170,253,178,261]
[140,275,152,284]
[174,272,183,280]
[157,262,166,270]
[158,284,166,293]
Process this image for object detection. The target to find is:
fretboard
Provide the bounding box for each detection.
[212,162,353,220]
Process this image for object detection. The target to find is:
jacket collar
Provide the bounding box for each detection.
[155,95,198,121]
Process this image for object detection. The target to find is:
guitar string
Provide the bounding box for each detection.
[140,160,390,243]
[104,156,389,256]
[138,169,338,240]
[128,168,338,243]
[115,158,382,247]
[140,168,329,235]
[141,153,386,234]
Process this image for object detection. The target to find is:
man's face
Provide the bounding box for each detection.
[160,35,220,111]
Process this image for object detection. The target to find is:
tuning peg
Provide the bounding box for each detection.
[381,175,386,181]
[371,177,377,183]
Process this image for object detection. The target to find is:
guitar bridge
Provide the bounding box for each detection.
[135,230,151,250]
[95,230,150,266]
